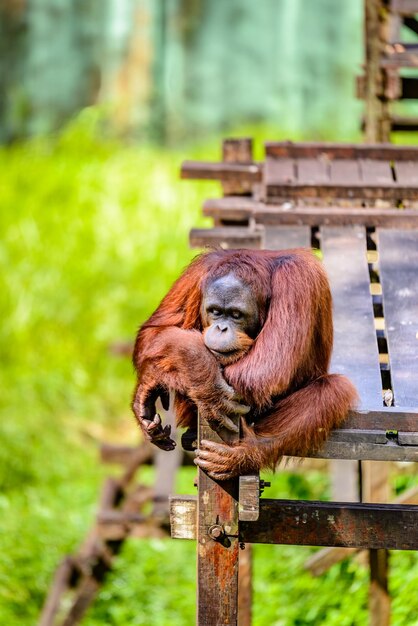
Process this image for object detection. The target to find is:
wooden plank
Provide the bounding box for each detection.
[265,141,418,161]
[181,160,261,182]
[393,160,418,185]
[203,200,418,229]
[197,412,240,625]
[189,227,264,250]
[305,486,418,576]
[222,138,254,196]
[203,196,256,222]
[344,407,418,430]
[311,440,418,462]
[240,500,418,549]
[265,182,418,202]
[264,156,295,185]
[238,545,252,626]
[329,159,361,185]
[391,115,418,131]
[364,0,390,142]
[378,229,418,407]
[320,226,383,409]
[359,160,393,185]
[392,0,418,15]
[264,225,310,249]
[257,206,418,228]
[297,158,330,184]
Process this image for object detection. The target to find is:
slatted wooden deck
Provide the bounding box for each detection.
[173,138,418,626]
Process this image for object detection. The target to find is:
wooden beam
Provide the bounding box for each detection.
[203,198,418,228]
[189,226,264,250]
[181,160,261,182]
[240,500,418,549]
[196,413,240,625]
[264,142,418,160]
[170,497,418,550]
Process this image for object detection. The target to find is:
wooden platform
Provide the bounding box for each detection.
[175,137,418,626]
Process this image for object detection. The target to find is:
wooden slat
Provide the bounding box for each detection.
[321,226,382,409]
[391,115,418,131]
[393,160,418,185]
[265,181,418,203]
[264,225,310,249]
[265,182,418,202]
[169,497,418,549]
[296,158,329,184]
[189,227,264,249]
[240,500,418,549]
[265,141,418,161]
[378,229,418,407]
[345,407,418,430]
[312,440,418,462]
[359,160,394,185]
[203,199,418,229]
[392,0,418,16]
[203,197,255,222]
[329,159,361,184]
[181,160,261,182]
[264,157,295,184]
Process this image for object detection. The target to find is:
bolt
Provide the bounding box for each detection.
[208,524,223,540]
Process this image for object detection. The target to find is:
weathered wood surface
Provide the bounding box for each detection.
[171,497,418,550]
[378,229,418,408]
[240,500,418,549]
[264,225,310,249]
[264,142,418,161]
[305,485,418,576]
[238,475,260,521]
[197,413,240,626]
[394,160,418,185]
[181,160,261,182]
[320,226,382,409]
[203,197,418,228]
[189,226,264,249]
[170,496,197,540]
[265,180,418,202]
[392,0,418,16]
[222,138,255,196]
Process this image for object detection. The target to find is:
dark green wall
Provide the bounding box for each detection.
[0,0,364,142]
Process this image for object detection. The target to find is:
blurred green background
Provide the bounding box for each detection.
[1,1,418,625]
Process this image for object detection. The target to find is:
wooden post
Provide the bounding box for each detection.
[222,138,254,197]
[364,0,390,142]
[238,544,252,626]
[362,461,391,626]
[197,414,240,626]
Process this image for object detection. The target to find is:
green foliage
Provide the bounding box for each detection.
[0,110,417,625]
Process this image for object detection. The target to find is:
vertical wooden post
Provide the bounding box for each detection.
[364,0,390,142]
[197,414,240,626]
[238,544,252,626]
[362,460,391,626]
[222,138,254,197]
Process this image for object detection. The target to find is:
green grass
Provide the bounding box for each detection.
[0,109,417,625]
